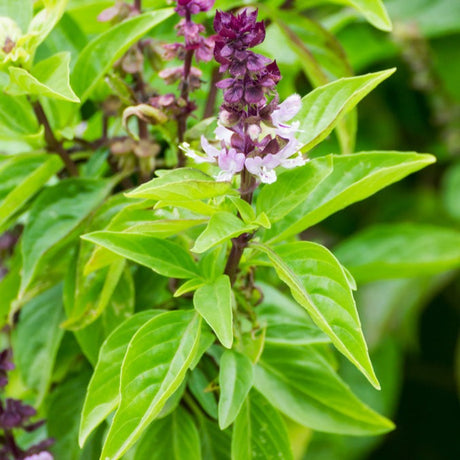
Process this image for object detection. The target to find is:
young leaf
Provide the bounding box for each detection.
[12,284,65,406]
[266,151,436,243]
[7,52,80,102]
[255,343,395,435]
[83,231,200,279]
[256,155,333,223]
[192,212,256,254]
[293,70,395,153]
[100,311,201,460]
[194,275,233,348]
[27,0,69,52]
[132,407,201,460]
[20,178,112,295]
[257,283,330,346]
[72,8,174,101]
[252,241,379,388]
[335,223,460,283]
[127,168,233,202]
[0,154,62,231]
[79,311,161,447]
[231,390,293,460]
[218,350,254,429]
[174,278,206,298]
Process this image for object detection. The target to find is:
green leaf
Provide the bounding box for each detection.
[127,168,233,202]
[219,350,254,429]
[79,311,160,447]
[48,367,92,460]
[338,0,392,31]
[83,203,161,275]
[26,0,69,53]
[132,407,201,460]
[82,231,200,279]
[293,70,395,153]
[252,241,378,388]
[126,218,206,236]
[100,311,201,460]
[200,418,231,460]
[265,11,356,153]
[174,278,206,298]
[189,324,216,370]
[256,156,332,223]
[72,8,174,101]
[63,248,105,367]
[12,284,65,405]
[255,343,394,435]
[20,178,112,294]
[0,92,39,137]
[0,154,62,231]
[257,283,330,346]
[7,52,79,102]
[61,258,127,330]
[227,196,256,223]
[194,275,233,348]
[266,152,436,243]
[189,367,218,418]
[192,212,255,254]
[232,390,293,460]
[335,224,460,283]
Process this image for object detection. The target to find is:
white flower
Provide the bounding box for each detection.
[217,148,245,181]
[271,94,302,128]
[24,453,53,460]
[183,94,306,184]
[245,155,279,184]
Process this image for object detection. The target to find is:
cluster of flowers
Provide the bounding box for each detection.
[151,0,215,116]
[0,349,53,460]
[183,8,305,184]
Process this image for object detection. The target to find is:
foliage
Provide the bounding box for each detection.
[0,0,458,459]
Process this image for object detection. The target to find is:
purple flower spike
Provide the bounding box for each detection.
[184,8,306,184]
[175,0,215,17]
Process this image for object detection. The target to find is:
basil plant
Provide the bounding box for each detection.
[0,0,438,459]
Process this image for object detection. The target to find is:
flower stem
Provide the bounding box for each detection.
[177,44,195,167]
[224,169,256,284]
[31,101,79,176]
[4,429,22,458]
[203,66,221,118]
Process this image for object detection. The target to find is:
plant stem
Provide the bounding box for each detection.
[134,0,142,12]
[203,66,221,119]
[4,429,22,458]
[224,169,256,284]
[177,27,195,167]
[31,101,79,176]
